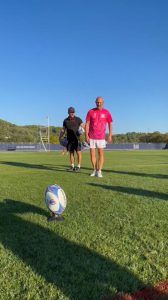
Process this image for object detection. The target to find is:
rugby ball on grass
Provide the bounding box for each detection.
[45,184,67,215]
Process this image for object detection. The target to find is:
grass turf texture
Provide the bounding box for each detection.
[0,150,167,300]
[104,281,168,299]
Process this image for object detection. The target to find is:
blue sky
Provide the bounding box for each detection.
[0,0,167,134]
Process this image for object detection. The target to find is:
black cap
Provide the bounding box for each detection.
[68,107,75,113]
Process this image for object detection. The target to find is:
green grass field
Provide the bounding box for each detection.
[0,150,168,300]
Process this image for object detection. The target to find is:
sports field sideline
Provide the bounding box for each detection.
[0,150,167,300]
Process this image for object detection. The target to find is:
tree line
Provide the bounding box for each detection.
[0,119,167,144]
[112,132,168,144]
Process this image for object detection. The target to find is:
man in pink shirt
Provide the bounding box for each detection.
[85,96,113,177]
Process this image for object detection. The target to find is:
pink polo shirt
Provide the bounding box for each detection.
[86,108,113,139]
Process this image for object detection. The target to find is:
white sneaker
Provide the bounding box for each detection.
[90,170,97,177]
[97,170,103,178]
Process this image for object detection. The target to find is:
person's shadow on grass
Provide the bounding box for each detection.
[103,169,168,180]
[0,161,92,175]
[87,183,168,202]
[0,199,149,300]
[0,161,66,172]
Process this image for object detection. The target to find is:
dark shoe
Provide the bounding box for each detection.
[74,167,80,172]
[47,214,64,222]
[67,166,75,172]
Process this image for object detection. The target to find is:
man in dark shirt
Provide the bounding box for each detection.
[59,107,85,172]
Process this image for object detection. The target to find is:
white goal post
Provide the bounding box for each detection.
[39,116,50,152]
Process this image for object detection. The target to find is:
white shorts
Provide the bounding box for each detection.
[89,139,106,149]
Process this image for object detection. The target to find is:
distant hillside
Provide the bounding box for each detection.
[113,131,168,144]
[0,119,167,144]
[0,119,61,143]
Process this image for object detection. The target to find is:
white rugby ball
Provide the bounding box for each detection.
[78,126,85,135]
[45,184,67,215]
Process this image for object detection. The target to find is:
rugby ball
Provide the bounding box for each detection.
[60,137,68,147]
[45,184,67,215]
[78,126,85,135]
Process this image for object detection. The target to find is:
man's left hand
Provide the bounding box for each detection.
[107,135,112,143]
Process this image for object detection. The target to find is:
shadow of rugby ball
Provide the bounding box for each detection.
[45,184,67,215]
